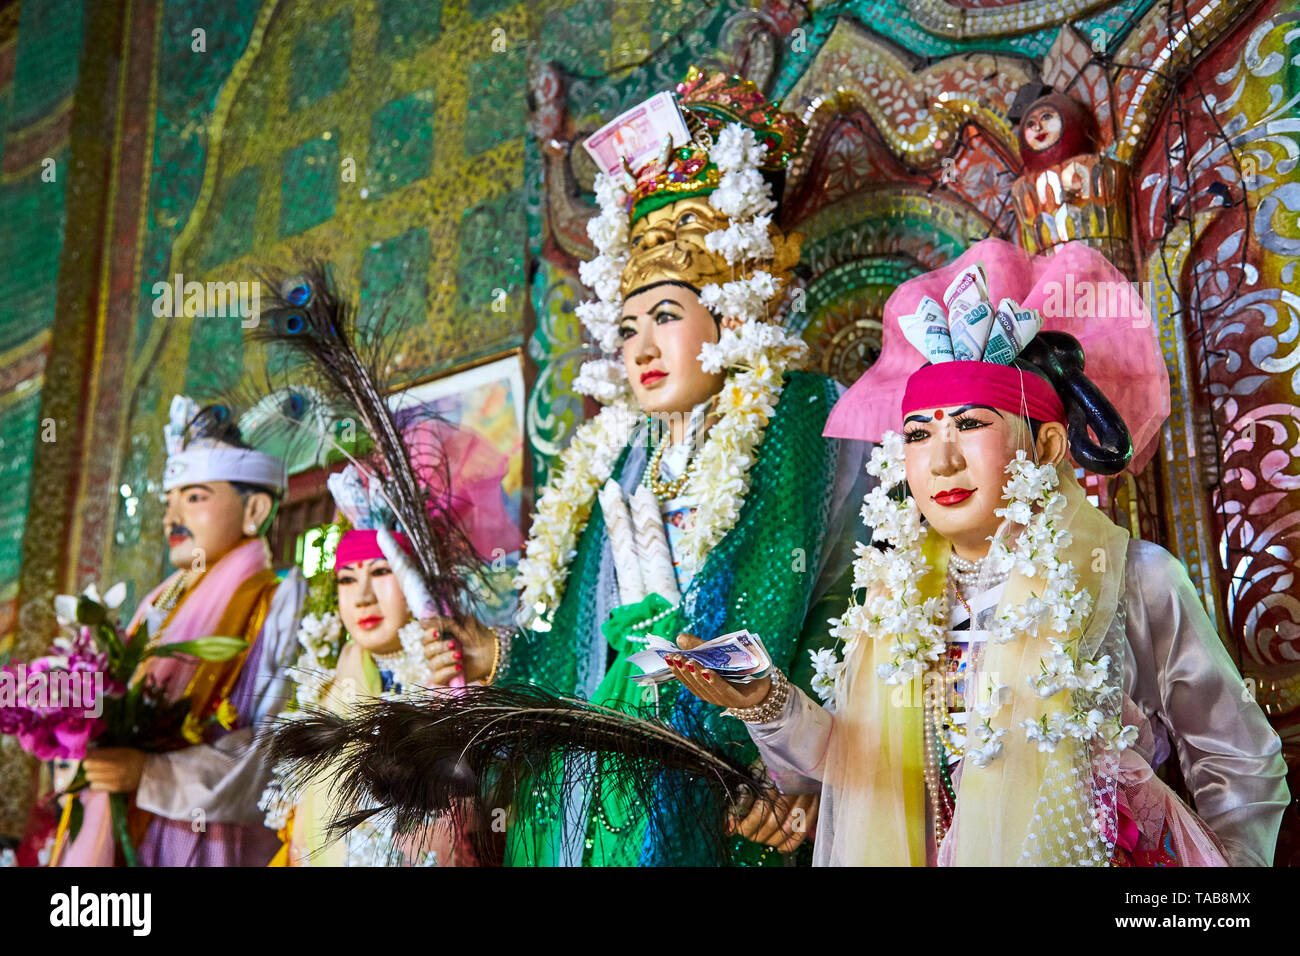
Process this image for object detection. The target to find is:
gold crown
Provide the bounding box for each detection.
[620,68,805,306]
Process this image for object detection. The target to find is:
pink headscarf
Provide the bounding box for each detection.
[824,239,1170,473]
[333,529,413,569]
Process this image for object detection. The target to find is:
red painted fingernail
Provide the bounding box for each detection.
[446,640,456,649]
[453,652,463,661]
[455,663,463,671]
[704,674,712,682]
[432,629,441,638]
[687,665,695,673]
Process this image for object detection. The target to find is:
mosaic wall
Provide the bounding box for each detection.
[0,0,86,652]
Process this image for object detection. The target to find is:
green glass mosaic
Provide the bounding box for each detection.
[9,0,86,126]
[280,132,341,237]
[289,11,353,110]
[367,90,435,197]
[377,0,443,50]
[198,165,262,269]
[538,0,611,64]
[770,0,1157,100]
[0,175,67,353]
[0,391,42,589]
[184,310,247,397]
[466,0,515,21]
[360,228,431,341]
[457,189,524,315]
[464,47,526,156]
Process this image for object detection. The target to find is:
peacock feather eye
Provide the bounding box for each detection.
[286,281,311,307]
[285,313,306,333]
[286,391,307,416]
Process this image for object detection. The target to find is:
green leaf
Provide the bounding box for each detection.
[97,620,125,661]
[117,626,150,680]
[146,636,248,663]
[68,795,84,844]
[76,595,107,627]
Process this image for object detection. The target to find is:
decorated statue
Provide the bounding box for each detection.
[349,67,874,866]
[665,238,1289,866]
[1010,89,1132,272]
[52,397,305,866]
[261,459,513,867]
[237,261,523,866]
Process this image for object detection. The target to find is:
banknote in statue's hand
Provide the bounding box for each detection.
[627,630,772,686]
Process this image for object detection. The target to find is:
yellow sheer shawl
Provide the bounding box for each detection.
[825,465,1128,865]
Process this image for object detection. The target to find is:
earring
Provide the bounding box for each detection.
[245,524,256,535]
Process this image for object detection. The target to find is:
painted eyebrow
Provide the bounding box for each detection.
[902,404,1005,425]
[177,483,214,493]
[620,300,684,323]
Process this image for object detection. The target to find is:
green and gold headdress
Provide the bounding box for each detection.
[573,67,809,404]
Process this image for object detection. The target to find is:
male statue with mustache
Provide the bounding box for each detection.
[53,396,305,866]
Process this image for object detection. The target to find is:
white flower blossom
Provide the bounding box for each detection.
[573,358,632,404]
[704,217,775,265]
[575,298,624,353]
[809,646,845,706]
[1023,715,1066,752]
[710,123,767,172]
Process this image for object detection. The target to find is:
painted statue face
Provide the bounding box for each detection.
[1022,104,1063,153]
[619,282,726,416]
[163,481,249,572]
[335,558,409,655]
[902,404,1028,558]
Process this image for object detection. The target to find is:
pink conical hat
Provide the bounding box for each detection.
[824,239,1169,473]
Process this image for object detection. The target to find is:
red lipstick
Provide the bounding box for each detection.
[640,370,666,385]
[356,615,384,631]
[931,488,976,507]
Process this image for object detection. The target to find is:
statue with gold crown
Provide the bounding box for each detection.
[394,67,873,866]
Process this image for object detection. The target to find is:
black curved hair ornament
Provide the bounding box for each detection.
[1015,331,1133,476]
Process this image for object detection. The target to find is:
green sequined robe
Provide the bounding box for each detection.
[499,370,869,866]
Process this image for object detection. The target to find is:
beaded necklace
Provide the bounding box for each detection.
[642,434,699,502]
[641,402,711,504]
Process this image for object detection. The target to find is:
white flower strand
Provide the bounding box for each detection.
[515,400,639,627]
[573,171,633,400]
[673,348,795,575]
[573,357,630,403]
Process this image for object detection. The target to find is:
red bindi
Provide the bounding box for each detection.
[934,409,944,420]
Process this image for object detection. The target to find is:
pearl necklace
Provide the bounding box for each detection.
[642,433,698,503]
[641,402,711,504]
[947,552,1011,593]
[369,647,406,670]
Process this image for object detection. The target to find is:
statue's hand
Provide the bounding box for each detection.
[665,632,772,709]
[419,616,498,685]
[83,747,146,793]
